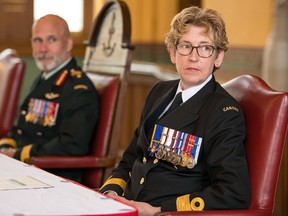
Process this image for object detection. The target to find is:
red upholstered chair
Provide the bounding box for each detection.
[27,0,133,189]
[160,75,288,216]
[0,48,26,137]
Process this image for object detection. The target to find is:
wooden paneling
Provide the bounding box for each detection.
[0,0,33,54]
[203,0,273,48]
[118,73,161,157]
[0,0,94,56]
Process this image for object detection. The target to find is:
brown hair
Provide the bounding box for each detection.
[165,6,229,53]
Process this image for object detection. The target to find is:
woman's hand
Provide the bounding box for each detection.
[0,147,16,158]
[106,193,161,216]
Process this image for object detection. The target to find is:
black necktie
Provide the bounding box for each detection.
[161,92,183,119]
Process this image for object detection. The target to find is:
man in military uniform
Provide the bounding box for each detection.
[99,6,250,215]
[0,15,99,183]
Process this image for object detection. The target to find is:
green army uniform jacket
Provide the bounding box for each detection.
[2,58,99,182]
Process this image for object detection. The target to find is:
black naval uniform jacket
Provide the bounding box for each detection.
[100,75,251,212]
[1,58,99,183]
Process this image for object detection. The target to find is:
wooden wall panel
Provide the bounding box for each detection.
[0,0,33,54]
[117,73,161,158]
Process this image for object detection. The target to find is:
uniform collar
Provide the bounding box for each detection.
[41,57,72,80]
[177,74,213,103]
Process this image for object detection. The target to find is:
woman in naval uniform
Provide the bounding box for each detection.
[99,6,250,215]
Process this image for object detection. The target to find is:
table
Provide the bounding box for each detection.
[0,154,137,216]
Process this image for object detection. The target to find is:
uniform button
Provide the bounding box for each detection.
[153,158,158,164]
[21,110,26,115]
[140,177,145,185]
[17,129,22,135]
[129,172,132,177]
[143,157,147,164]
[36,131,43,136]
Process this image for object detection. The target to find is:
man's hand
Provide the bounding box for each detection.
[106,193,161,216]
[0,147,16,158]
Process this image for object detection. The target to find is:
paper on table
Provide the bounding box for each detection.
[0,154,137,215]
[0,175,53,190]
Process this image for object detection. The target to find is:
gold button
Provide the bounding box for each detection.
[17,129,22,135]
[140,177,144,185]
[36,131,43,136]
[143,157,147,164]
[153,158,158,164]
[21,110,26,115]
[191,197,205,211]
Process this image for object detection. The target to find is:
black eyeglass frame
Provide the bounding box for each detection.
[175,42,217,58]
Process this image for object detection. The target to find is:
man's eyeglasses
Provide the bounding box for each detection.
[175,42,216,58]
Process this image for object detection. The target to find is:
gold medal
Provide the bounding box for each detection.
[166,149,173,162]
[170,153,178,165]
[175,154,182,166]
[181,153,189,167]
[162,148,168,160]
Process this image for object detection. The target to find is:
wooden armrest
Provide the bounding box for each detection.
[158,209,271,216]
[27,156,116,169]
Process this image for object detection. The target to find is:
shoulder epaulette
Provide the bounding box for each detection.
[54,70,69,86]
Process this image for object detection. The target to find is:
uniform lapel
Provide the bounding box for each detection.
[141,76,217,144]
[142,82,178,142]
[30,75,42,91]
[158,77,217,130]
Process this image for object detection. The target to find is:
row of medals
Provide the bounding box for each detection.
[154,144,196,169]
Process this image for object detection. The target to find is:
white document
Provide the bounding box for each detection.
[0,176,53,190]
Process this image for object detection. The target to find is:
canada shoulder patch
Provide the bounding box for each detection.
[222,106,239,112]
[74,84,88,90]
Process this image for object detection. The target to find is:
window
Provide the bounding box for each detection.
[33,0,84,32]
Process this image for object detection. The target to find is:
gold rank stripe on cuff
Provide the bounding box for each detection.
[176,194,192,211]
[20,144,33,162]
[176,194,205,211]
[0,138,17,148]
[99,177,127,192]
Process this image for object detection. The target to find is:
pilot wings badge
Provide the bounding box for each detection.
[45,92,60,100]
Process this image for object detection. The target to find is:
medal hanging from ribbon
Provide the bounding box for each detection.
[25,98,59,127]
[148,124,202,169]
